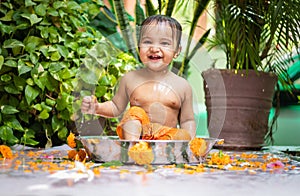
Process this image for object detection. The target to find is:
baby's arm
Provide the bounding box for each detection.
[81,75,130,118]
[179,83,196,138]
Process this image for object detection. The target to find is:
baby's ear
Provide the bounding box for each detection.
[174,46,182,58]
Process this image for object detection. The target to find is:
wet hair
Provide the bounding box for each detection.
[138,15,182,51]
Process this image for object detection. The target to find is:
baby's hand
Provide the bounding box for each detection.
[81,95,98,114]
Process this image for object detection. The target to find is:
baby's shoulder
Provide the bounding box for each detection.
[121,70,139,80]
[169,72,190,86]
[120,70,144,88]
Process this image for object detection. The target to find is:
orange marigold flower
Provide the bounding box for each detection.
[189,138,207,157]
[76,149,87,162]
[0,145,13,159]
[128,141,154,165]
[67,132,76,148]
[68,149,77,160]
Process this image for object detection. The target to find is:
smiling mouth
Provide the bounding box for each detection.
[148,55,162,60]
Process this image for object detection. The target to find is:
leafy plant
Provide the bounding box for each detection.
[0,0,138,147]
[209,0,300,82]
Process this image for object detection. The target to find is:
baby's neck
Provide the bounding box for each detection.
[144,67,170,79]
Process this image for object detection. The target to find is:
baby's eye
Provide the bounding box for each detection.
[142,40,152,44]
[161,42,171,46]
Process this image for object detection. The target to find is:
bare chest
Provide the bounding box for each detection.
[129,81,181,110]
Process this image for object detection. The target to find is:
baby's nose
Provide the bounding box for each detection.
[150,45,160,51]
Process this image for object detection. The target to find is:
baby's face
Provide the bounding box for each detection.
[139,23,179,72]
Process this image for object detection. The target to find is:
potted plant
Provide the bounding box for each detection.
[202,0,300,149]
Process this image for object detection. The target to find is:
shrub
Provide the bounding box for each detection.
[0,0,137,147]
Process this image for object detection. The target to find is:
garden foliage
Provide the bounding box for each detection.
[0,0,138,147]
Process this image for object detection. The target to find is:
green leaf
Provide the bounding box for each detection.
[18,64,32,75]
[33,71,47,91]
[0,126,19,145]
[46,98,56,107]
[53,1,66,9]
[50,51,61,61]
[7,99,19,110]
[41,102,52,112]
[4,84,21,94]
[19,112,30,123]
[101,160,123,167]
[15,23,30,30]
[26,78,34,86]
[47,8,59,16]
[65,41,79,50]
[25,85,40,105]
[21,129,39,146]
[12,45,22,56]
[4,116,24,131]
[57,127,68,141]
[3,39,24,48]
[1,105,19,114]
[67,1,81,10]
[99,75,112,86]
[79,68,100,85]
[33,104,42,111]
[52,115,64,132]
[49,63,65,73]
[44,72,59,91]
[56,92,74,111]
[39,109,49,119]
[69,15,82,29]
[59,68,74,80]
[0,10,14,21]
[61,79,75,92]
[35,4,47,16]
[135,0,145,25]
[145,0,157,16]
[95,85,107,97]
[21,13,42,26]
[24,36,44,53]
[0,55,4,70]
[0,74,12,82]
[56,45,69,58]
[29,52,39,64]
[25,0,36,7]
[4,59,17,67]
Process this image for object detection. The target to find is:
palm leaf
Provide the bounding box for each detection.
[135,0,146,26]
[165,0,176,17]
[112,0,139,60]
[145,0,157,16]
[179,0,211,75]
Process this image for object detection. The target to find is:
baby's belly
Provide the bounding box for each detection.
[129,81,181,127]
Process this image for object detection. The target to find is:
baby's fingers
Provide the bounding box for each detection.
[81,96,96,114]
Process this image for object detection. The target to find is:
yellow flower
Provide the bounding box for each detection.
[0,145,13,159]
[128,142,154,165]
[67,132,76,148]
